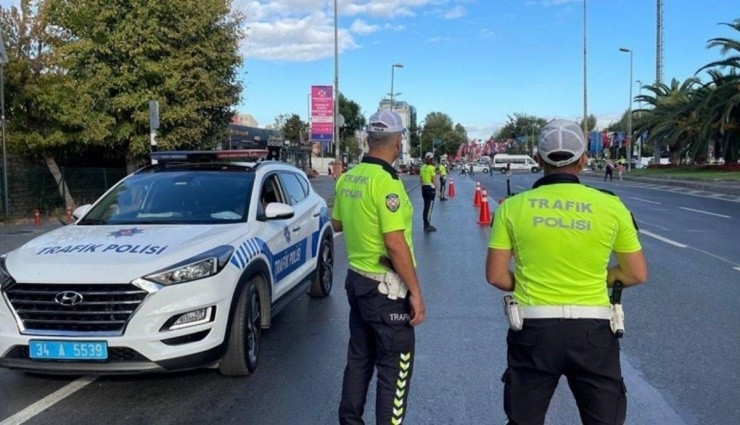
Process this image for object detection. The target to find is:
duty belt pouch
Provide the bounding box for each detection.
[377,272,408,300]
[610,304,625,338]
[502,295,523,331]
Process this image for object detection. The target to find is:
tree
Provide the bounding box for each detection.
[495,113,548,155]
[45,0,245,172]
[273,113,308,142]
[578,114,597,134]
[418,112,464,157]
[337,93,365,161]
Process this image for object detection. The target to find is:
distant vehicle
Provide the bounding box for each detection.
[492,154,540,173]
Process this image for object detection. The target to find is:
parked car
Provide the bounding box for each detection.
[0,150,334,376]
[492,154,540,173]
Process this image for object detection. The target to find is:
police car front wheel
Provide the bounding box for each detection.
[308,236,334,298]
[219,278,262,376]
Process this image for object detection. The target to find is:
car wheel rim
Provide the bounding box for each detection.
[321,242,333,292]
[246,290,260,364]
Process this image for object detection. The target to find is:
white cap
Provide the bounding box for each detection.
[538,119,587,167]
[367,109,406,134]
[424,152,434,159]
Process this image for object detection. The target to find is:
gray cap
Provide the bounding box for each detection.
[367,109,405,133]
[538,119,586,167]
[424,151,434,159]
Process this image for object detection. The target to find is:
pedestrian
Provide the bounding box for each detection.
[506,162,512,176]
[333,109,426,425]
[438,161,448,201]
[604,161,614,181]
[617,162,624,181]
[420,152,440,232]
[489,158,494,176]
[486,119,648,425]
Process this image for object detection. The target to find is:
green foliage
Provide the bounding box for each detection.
[43,0,245,168]
[274,113,307,142]
[577,114,597,134]
[338,93,366,142]
[417,112,465,157]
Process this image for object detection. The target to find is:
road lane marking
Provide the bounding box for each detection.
[0,376,97,425]
[639,230,687,248]
[679,207,731,219]
[629,197,662,205]
[733,267,740,273]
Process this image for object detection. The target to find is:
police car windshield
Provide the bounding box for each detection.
[79,170,255,225]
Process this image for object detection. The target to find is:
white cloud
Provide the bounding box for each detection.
[350,19,380,35]
[442,5,466,19]
[243,14,359,61]
[237,1,430,61]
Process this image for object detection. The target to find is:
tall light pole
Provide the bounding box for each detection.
[635,79,643,161]
[619,47,633,171]
[0,36,8,217]
[582,0,588,137]
[333,0,341,177]
[389,63,403,110]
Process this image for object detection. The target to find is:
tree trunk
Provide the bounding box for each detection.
[42,152,76,210]
[125,151,137,174]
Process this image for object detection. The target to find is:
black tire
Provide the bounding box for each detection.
[500,168,507,174]
[219,278,261,376]
[482,168,489,174]
[308,236,333,298]
[531,167,540,173]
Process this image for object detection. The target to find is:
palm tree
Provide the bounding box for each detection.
[634,78,703,164]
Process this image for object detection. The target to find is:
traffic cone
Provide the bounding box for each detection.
[478,189,492,225]
[448,177,456,197]
[34,208,41,228]
[473,181,482,207]
[66,207,72,224]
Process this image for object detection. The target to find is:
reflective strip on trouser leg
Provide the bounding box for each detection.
[391,352,412,425]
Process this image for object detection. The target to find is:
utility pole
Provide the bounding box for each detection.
[333,0,341,177]
[582,0,588,138]
[654,0,663,164]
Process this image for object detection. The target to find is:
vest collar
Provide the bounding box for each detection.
[361,156,399,180]
[532,173,580,189]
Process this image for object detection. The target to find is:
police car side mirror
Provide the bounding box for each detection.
[73,205,92,220]
[259,202,295,221]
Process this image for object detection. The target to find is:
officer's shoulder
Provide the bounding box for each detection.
[584,185,618,197]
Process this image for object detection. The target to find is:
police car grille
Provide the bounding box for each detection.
[3,283,148,334]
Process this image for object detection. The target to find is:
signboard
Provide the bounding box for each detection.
[311,85,334,150]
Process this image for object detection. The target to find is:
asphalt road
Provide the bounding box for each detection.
[0,172,738,424]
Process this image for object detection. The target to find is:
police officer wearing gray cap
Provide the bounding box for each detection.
[334,109,426,425]
[486,119,648,424]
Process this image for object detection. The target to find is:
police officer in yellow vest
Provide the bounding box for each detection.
[333,109,426,425]
[437,162,448,201]
[486,119,648,425]
[420,152,440,232]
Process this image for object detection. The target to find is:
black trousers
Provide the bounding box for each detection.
[421,186,436,227]
[339,270,415,425]
[502,319,627,425]
[439,177,447,198]
[605,169,613,180]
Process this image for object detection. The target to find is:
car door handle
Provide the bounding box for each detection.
[292,226,301,232]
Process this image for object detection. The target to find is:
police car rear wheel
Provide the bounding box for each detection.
[219,279,261,376]
[308,236,333,298]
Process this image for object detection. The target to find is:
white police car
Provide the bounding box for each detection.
[0,150,334,376]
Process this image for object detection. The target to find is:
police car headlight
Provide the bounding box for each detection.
[144,245,234,286]
[0,255,15,289]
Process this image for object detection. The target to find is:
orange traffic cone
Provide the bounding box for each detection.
[473,181,482,207]
[478,189,492,225]
[448,177,456,197]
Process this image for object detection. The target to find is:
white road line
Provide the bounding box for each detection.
[679,207,731,219]
[0,376,97,425]
[639,230,687,248]
[733,267,740,273]
[628,197,662,205]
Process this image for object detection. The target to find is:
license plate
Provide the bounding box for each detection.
[29,340,108,360]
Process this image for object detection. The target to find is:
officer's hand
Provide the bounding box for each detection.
[409,294,426,326]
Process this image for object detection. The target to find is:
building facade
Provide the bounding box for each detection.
[376,99,417,165]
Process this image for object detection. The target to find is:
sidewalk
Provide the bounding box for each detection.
[579,170,740,196]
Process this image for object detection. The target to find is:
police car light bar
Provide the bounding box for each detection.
[151,149,270,163]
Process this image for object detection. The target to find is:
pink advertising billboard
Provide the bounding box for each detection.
[311,85,334,147]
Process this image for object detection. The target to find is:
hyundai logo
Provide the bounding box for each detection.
[54,291,84,307]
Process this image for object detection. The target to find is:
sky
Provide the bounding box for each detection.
[1,0,738,140]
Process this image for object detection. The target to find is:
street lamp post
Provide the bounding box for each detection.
[635,79,643,161]
[619,47,633,172]
[582,0,588,137]
[390,63,403,110]
[333,0,341,177]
